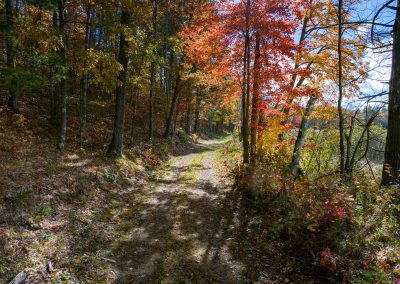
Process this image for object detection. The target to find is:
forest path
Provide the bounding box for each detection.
[113,138,269,283]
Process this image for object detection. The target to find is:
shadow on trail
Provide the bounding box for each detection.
[111,139,269,284]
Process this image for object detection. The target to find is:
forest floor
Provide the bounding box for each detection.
[0,105,322,283]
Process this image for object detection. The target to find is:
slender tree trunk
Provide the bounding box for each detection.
[79,6,92,144]
[194,91,201,133]
[237,101,242,142]
[185,104,192,135]
[128,58,143,143]
[58,0,68,151]
[50,83,56,120]
[290,96,317,177]
[279,14,311,142]
[382,0,400,186]
[108,10,130,157]
[280,15,309,120]
[173,106,178,134]
[250,33,261,163]
[337,0,346,178]
[130,99,137,141]
[130,81,140,143]
[245,30,251,141]
[345,113,356,178]
[242,0,251,164]
[164,73,181,138]
[50,11,58,122]
[149,0,158,141]
[5,0,17,112]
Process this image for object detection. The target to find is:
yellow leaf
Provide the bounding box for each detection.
[307,223,319,232]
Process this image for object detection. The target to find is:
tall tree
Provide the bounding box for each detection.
[290,96,317,177]
[58,0,68,151]
[5,0,17,112]
[382,0,400,186]
[287,0,367,178]
[148,0,158,141]
[108,10,130,157]
[79,5,93,144]
[337,0,346,178]
[193,90,201,133]
[164,72,181,138]
[250,32,261,163]
[241,0,251,164]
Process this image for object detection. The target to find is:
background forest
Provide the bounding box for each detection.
[1,0,400,283]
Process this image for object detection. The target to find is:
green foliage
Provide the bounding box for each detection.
[2,67,43,93]
[15,190,32,203]
[160,144,170,160]
[300,121,386,179]
[224,140,399,281]
[33,204,54,222]
[57,269,79,283]
[103,171,119,183]
[79,49,121,92]
[353,270,391,284]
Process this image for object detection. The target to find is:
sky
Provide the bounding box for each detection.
[351,0,394,107]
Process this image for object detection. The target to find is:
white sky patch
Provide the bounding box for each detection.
[359,48,391,95]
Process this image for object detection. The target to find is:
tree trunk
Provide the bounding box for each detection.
[58,0,68,151]
[164,73,181,138]
[242,0,251,164]
[290,96,317,178]
[130,99,137,141]
[128,58,143,144]
[194,91,201,133]
[185,104,192,135]
[173,106,178,134]
[280,15,309,128]
[5,0,17,112]
[108,10,130,157]
[130,82,140,144]
[79,6,92,144]
[50,11,59,123]
[344,113,357,178]
[337,0,346,178]
[250,32,261,163]
[148,0,158,141]
[9,271,27,284]
[382,0,400,186]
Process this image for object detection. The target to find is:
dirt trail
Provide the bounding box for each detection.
[113,139,269,283]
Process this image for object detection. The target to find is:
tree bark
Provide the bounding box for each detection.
[79,6,93,144]
[250,32,261,163]
[130,81,140,144]
[382,0,400,186]
[290,96,317,177]
[5,0,17,112]
[279,14,310,139]
[194,91,201,133]
[128,58,143,144]
[50,11,59,123]
[164,73,181,138]
[149,0,158,141]
[58,0,68,151]
[9,270,27,284]
[185,104,192,135]
[241,0,251,164]
[108,10,130,157]
[337,0,346,178]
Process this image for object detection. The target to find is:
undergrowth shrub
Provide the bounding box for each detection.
[222,141,400,283]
